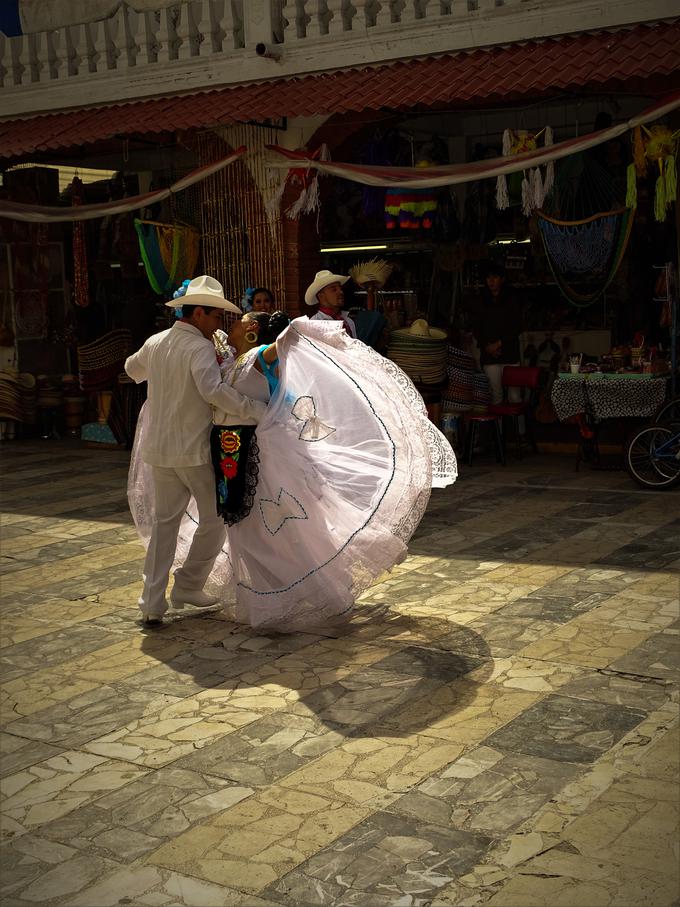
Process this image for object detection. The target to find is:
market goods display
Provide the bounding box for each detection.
[442,346,476,412]
[387,319,447,385]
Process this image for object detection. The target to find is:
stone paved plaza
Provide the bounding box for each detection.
[1,441,678,907]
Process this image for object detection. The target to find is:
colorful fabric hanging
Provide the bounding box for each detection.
[263,92,680,191]
[0,149,246,223]
[537,208,634,308]
[266,144,330,221]
[384,188,438,229]
[496,127,554,215]
[384,159,438,229]
[626,124,679,221]
[134,220,200,295]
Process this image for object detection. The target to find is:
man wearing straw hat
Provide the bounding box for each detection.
[125,275,267,627]
[305,270,357,338]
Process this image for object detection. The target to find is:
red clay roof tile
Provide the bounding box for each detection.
[1,21,679,160]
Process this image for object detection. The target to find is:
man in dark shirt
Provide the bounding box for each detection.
[474,262,522,404]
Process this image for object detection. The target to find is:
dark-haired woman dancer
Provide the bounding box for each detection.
[210,310,290,526]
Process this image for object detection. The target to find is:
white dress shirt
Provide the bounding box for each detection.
[311,309,357,338]
[125,321,267,467]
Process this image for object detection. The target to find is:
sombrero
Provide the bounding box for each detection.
[304,270,349,307]
[391,319,447,341]
[165,275,240,314]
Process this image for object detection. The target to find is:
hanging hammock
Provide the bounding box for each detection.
[134,219,200,295]
[537,208,634,308]
[544,151,621,222]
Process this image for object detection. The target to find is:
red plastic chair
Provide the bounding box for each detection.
[488,366,540,459]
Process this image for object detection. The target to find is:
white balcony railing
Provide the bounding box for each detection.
[0,0,674,117]
[0,1,247,88]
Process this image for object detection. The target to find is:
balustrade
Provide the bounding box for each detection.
[0,0,657,104]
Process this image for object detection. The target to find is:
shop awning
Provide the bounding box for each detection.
[1,20,679,163]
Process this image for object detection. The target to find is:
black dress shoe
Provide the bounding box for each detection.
[141,614,163,628]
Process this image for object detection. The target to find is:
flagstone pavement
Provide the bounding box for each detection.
[1,440,678,907]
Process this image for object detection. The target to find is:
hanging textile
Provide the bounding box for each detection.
[134,220,200,295]
[385,158,439,229]
[13,229,49,339]
[546,149,619,221]
[71,176,90,307]
[537,208,634,308]
[627,124,679,221]
[0,149,246,223]
[266,144,330,221]
[77,329,132,391]
[385,188,438,229]
[496,127,554,215]
[264,90,680,190]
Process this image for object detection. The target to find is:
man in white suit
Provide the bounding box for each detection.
[125,275,266,626]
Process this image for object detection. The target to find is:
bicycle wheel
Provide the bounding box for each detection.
[626,424,680,489]
[653,397,680,426]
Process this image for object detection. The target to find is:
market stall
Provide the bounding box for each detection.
[274,92,679,458]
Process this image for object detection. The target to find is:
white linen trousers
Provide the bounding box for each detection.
[140,464,226,616]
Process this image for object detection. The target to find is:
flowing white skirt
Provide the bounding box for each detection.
[128,317,457,631]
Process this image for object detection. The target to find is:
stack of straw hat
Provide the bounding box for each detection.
[471,372,492,412]
[387,319,447,385]
[443,346,475,411]
[0,371,36,423]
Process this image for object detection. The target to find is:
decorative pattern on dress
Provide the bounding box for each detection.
[292,395,336,441]
[260,488,308,535]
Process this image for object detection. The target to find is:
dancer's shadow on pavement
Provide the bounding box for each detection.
[139,605,494,743]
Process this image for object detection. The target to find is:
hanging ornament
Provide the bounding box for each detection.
[496,128,554,215]
[71,177,90,308]
[266,144,331,221]
[626,124,679,221]
[384,158,438,230]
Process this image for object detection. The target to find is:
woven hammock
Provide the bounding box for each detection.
[537,208,634,307]
[134,219,200,295]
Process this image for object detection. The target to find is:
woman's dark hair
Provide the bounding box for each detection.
[251,287,274,303]
[247,310,291,344]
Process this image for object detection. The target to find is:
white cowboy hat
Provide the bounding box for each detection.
[392,319,447,341]
[304,270,349,307]
[165,275,241,314]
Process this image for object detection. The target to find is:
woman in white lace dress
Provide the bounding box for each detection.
[129,311,457,632]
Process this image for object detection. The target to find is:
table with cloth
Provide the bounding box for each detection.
[551,373,667,422]
[551,372,668,469]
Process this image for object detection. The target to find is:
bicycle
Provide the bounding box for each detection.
[625,417,680,489]
[652,396,680,425]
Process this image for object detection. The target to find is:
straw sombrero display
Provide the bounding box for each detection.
[349,258,393,289]
[472,372,492,411]
[0,371,36,423]
[387,319,448,385]
[443,346,475,412]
